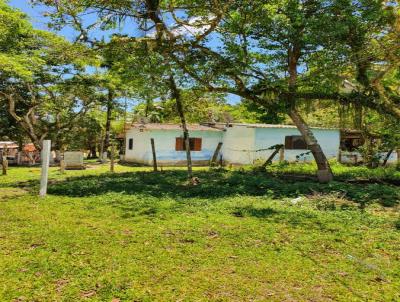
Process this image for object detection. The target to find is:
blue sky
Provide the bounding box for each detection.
[8,0,241,104]
[9,0,133,40]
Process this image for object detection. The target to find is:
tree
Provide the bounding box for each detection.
[37,0,399,182]
[0,1,97,150]
[96,43,133,157]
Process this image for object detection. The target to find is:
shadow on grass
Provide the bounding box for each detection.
[232,206,279,218]
[44,170,399,207]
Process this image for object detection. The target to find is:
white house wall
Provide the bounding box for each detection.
[125,129,223,166]
[125,125,344,166]
[124,128,151,164]
[254,127,340,163]
[221,126,256,165]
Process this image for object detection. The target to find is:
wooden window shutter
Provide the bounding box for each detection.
[285,136,293,149]
[193,138,202,151]
[285,135,307,150]
[175,137,184,151]
[293,136,307,149]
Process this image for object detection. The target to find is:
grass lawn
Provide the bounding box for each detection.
[0,163,399,301]
[265,160,400,184]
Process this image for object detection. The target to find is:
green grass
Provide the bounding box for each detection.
[262,160,400,184]
[0,164,399,301]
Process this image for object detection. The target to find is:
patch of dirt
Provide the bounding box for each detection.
[80,290,96,298]
[55,279,69,294]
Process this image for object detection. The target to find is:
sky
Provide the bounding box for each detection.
[8,0,241,104]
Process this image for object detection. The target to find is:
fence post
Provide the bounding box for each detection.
[1,144,8,175]
[60,157,65,174]
[261,145,283,169]
[279,147,285,162]
[17,151,22,165]
[150,138,157,172]
[110,144,115,173]
[39,140,51,197]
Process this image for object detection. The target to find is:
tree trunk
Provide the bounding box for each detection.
[169,75,193,180]
[110,143,115,173]
[103,89,114,156]
[286,43,333,183]
[289,109,333,183]
[5,94,44,151]
[88,144,97,159]
[99,130,105,162]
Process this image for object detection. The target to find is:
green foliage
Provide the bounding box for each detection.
[33,0,400,158]
[0,1,100,149]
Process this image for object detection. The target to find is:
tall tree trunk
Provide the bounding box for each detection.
[88,143,97,159]
[103,89,114,156]
[169,75,193,180]
[5,95,45,151]
[353,103,363,129]
[287,44,333,183]
[289,109,333,182]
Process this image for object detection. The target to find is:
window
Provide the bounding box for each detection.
[128,138,133,150]
[175,137,202,151]
[285,135,308,150]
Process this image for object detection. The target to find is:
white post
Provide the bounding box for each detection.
[40,140,51,197]
[279,147,285,162]
[17,151,22,165]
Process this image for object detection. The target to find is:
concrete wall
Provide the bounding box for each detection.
[125,128,223,166]
[125,125,345,166]
[219,126,340,165]
[253,127,341,163]
[124,128,151,164]
[221,126,256,165]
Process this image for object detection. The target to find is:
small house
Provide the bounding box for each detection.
[0,141,19,164]
[123,122,343,166]
[123,122,398,166]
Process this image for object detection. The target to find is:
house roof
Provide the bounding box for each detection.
[201,122,339,131]
[126,122,338,133]
[129,123,223,132]
[0,141,19,149]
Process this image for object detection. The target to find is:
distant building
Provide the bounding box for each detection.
[0,142,40,165]
[0,142,19,162]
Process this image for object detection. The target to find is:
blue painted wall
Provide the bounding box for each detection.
[254,127,340,162]
[126,129,223,165]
